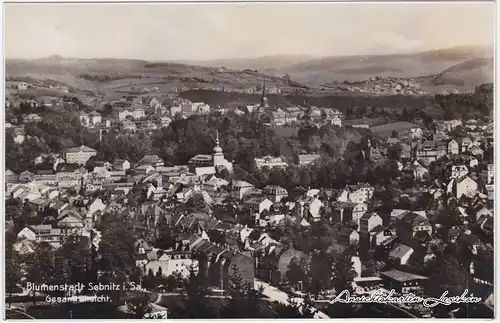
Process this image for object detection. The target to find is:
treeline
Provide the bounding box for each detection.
[180,83,493,122]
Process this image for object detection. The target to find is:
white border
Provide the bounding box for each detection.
[0,1,498,322]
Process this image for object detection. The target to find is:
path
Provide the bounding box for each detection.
[254,279,330,319]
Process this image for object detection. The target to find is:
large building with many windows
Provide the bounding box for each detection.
[64,145,97,165]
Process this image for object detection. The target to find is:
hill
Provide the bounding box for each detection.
[428,57,494,88]
[5,56,311,100]
[273,45,493,86]
[173,54,316,71]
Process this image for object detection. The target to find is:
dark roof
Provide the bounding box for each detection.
[380,269,428,282]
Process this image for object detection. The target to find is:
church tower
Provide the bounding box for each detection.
[260,80,269,110]
[213,130,225,166]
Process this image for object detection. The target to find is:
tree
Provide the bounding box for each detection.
[176,266,216,318]
[286,257,307,290]
[391,129,399,138]
[221,266,265,318]
[428,256,470,297]
[126,294,152,319]
[25,242,55,305]
[6,257,22,303]
[329,247,356,294]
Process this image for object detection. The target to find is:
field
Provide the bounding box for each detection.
[370,121,422,139]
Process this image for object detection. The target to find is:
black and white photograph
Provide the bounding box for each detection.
[3,1,495,319]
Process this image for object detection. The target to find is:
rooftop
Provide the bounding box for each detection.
[380,269,428,282]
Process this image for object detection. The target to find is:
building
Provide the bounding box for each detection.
[113,159,131,171]
[25,114,42,122]
[270,111,286,126]
[138,155,164,168]
[116,107,146,120]
[17,82,29,90]
[396,212,432,246]
[188,131,233,173]
[254,155,289,170]
[17,224,62,247]
[451,165,469,179]
[121,119,137,132]
[380,269,428,295]
[79,111,90,126]
[190,102,211,114]
[415,139,448,163]
[231,181,255,200]
[452,176,478,199]
[359,213,383,234]
[89,111,102,125]
[64,145,97,165]
[389,244,414,265]
[193,241,255,291]
[482,164,494,185]
[298,154,321,166]
[244,196,273,215]
[337,183,374,204]
[263,185,288,203]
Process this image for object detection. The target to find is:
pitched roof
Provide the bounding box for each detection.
[139,155,163,164]
[389,244,414,259]
[66,145,96,153]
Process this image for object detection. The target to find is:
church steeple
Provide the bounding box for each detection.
[259,79,269,109]
[213,130,223,154]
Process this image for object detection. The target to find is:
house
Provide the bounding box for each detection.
[17,224,62,247]
[17,82,29,90]
[340,228,360,245]
[64,145,97,165]
[362,140,385,162]
[482,164,494,185]
[57,209,85,229]
[359,213,383,234]
[203,176,229,195]
[453,176,478,199]
[325,113,342,127]
[298,154,321,166]
[193,241,254,291]
[244,196,273,216]
[389,244,414,265]
[263,185,288,203]
[293,197,324,223]
[89,111,102,125]
[451,165,469,179]
[270,111,286,126]
[380,269,428,295]
[160,116,172,128]
[115,107,146,120]
[143,252,197,278]
[415,138,448,162]
[337,183,374,204]
[138,155,164,167]
[254,155,289,170]
[231,181,255,200]
[396,212,432,246]
[12,127,26,144]
[136,165,155,175]
[403,161,429,181]
[469,145,484,158]
[113,159,131,171]
[447,139,460,155]
[351,203,368,227]
[25,114,42,122]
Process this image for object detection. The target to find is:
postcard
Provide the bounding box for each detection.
[3,1,495,319]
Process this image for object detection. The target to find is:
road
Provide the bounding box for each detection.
[254,279,330,319]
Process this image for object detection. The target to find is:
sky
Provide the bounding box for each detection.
[4,2,495,61]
